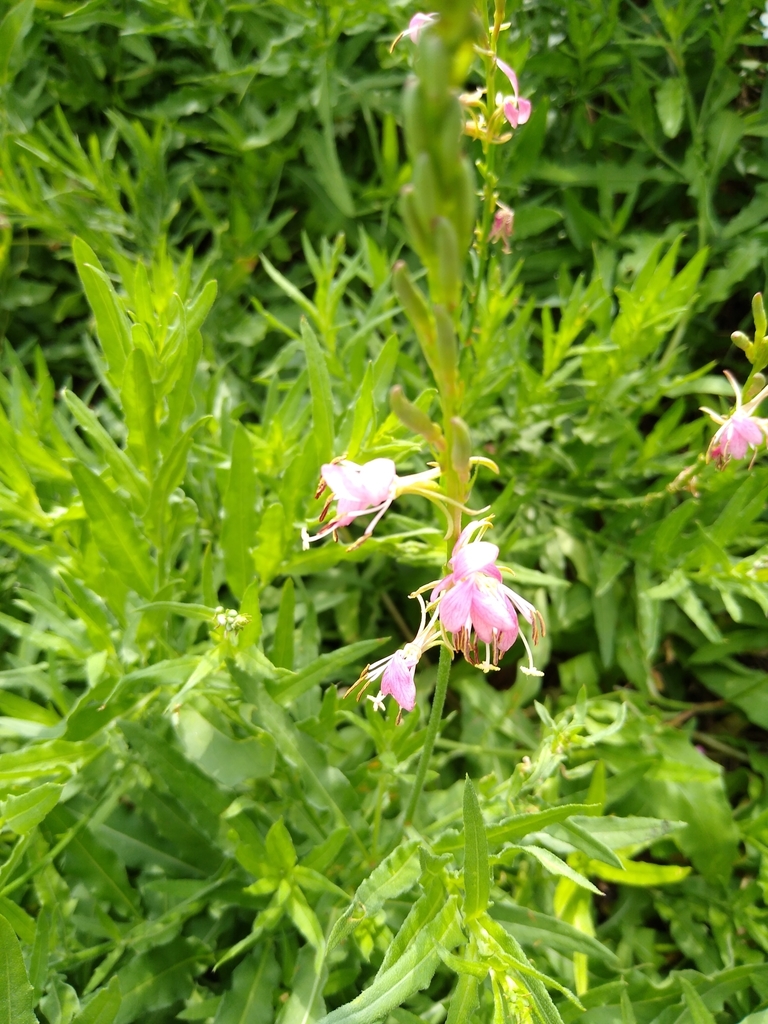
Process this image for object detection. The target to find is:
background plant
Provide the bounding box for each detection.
[0,0,767,1022]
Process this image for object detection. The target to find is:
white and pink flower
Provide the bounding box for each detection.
[430,521,544,674]
[352,594,443,719]
[495,59,532,130]
[489,202,514,253]
[701,370,768,468]
[391,11,438,50]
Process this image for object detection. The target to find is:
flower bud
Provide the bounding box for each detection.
[392,261,437,369]
[390,385,445,450]
[412,152,440,226]
[434,303,459,396]
[731,331,751,353]
[744,373,767,403]
[400,187,434,262]
[403,79,430,159]
[753,292,766,342]
[453,156,477,252]
[434,217,462,310]
[450,415,472,485]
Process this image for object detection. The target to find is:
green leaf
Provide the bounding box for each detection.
[71,464,155,600]
[175,707,275,786]
[680,977,717,1024]
[434,803,600,851]
[115,939,202,1024]
[0,913,36,1024]
[222,424,256,599]
[319,897,463,1024]
[463,777,490,920]
[445,974,480,1024]
[491,902,620,966]
[498,844,601,894]
[237,580,262,648]
[558,820,623,869]
[301,318,334,465]
[0,782,62,833]
[213,945,278,1024]
[122,348,157,476]
[655,79,684,138]
[328,840,421,951]
[72,238,131,380]
[279,945,327,1024]
[568,815,685,851]
[271,578,295,669]
[587,855,691,886]
[61,389,148,503]
[71,978,122,1024]
[270,637,385,706]
[0,0,33,85]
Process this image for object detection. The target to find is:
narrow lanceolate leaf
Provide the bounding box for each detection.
[485,804,601,847]
[222,424,256,599]
[328,840,421,951]
[271,578,295,669]
[445,974,480,1024]
[680,978,717,1024]
[71,464,155,600]
[0,913,37,1024]
[71,977,122,1024]
[559,820,623,869]
[491,903,620,967]
[463,777,490,920]
[319,897,463,1024]
[72,237,131,379]
[300,318,334,465]
[213,944,278,1024]
[122,348,158,477]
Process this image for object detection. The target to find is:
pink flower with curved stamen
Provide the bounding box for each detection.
[495,59,531,129]
[352,594,444,718]
[701,371,768,468]
[302,458,397,549]
[489,202,514,253]
[430,521,544,674]
[302,458,445,549]
[391,11,438,50]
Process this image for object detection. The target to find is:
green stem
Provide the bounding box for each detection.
[403,643,452,826]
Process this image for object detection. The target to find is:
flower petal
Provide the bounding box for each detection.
[495,59,519,96]
[470,580,516,643]
[452,541,499,577]
[439,578,475,633]
[381,651,417,711]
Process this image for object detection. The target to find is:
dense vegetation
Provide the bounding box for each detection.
[1,0,768,1022]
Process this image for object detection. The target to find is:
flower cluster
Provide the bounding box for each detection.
[343,515,545,720]
[701,371,768,469]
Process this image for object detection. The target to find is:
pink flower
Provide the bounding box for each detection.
[351,594,444,719]
[302,458,444,549]
[391,11,438,50]
[379,649,418,712]
[701,371,768,469]
[489,202,514,253]
[495,59,531,129]
[302,458,397,549]
[431,522,544,674]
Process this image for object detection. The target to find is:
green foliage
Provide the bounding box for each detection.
[0,0,767,1021]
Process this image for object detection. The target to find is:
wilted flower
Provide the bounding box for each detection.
[489,202,514,253]
[495,59,531,129]
[701,371,768,468]
[350,595,443,719]
[429,521,544,674]
[391,11,438,50]
[302,457,444,550]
